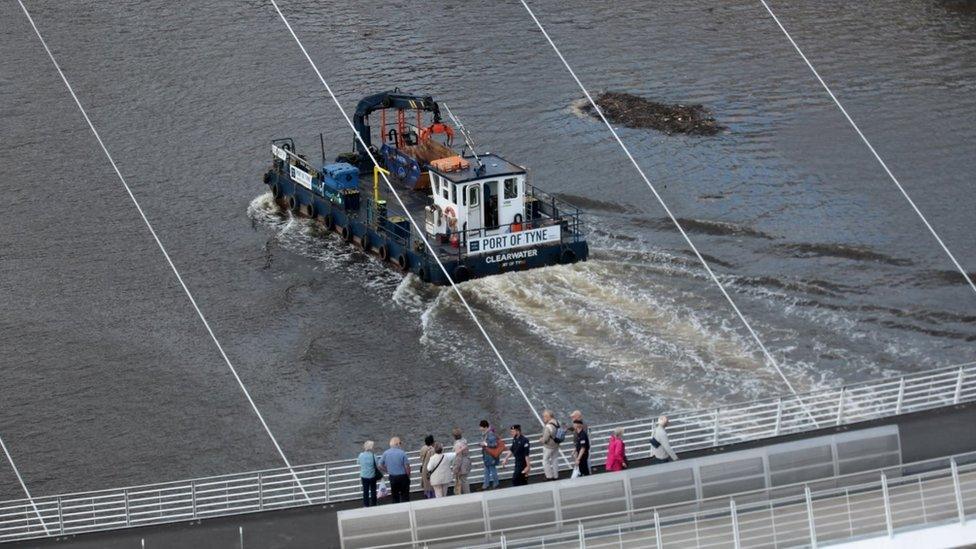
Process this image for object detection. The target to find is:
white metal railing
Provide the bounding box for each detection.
[0,361,973,543]
[464,454,976,549]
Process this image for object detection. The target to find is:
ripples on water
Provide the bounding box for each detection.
[1,0,974,499]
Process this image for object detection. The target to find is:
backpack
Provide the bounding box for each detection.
[553,423,567,444]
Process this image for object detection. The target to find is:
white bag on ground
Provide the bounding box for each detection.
[378,481,390,498]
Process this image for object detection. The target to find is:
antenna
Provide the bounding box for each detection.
[442,103,484,173]
[319,132,326,165]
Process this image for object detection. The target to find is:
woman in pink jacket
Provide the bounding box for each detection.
[604,427,627,472]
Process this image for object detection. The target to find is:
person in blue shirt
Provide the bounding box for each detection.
[358,440,380,507]
[479,420,501,490]
[380,437,412,503]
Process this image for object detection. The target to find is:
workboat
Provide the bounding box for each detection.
[262,90,588,285]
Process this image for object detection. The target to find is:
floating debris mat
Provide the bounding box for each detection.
[582,91,723,136]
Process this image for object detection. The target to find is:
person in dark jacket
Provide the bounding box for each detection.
[573,419,590,476]
[503,424,532,486]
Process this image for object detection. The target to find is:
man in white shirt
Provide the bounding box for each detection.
[649,416,679,463]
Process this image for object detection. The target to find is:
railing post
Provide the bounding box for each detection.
[730,498,741,549]
[499,532,507,549]
[578,522,586,549]
[952,458,966,525]
[773,397,783,436]
[895,378,905,414]
[835,386,846,425]
[805,486,817,549]
[191,480,197,519]
[954,367,965,404]
[57,496,64,535]
[654,510,663,549]
[124,489,130,527]
[713,409,721,446]
[881,473,893,537]
[258,472,264,511]
[324,465,330,503]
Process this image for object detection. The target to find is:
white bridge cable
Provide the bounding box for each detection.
[17,1,311,504]
[0,434,49,535]
[758,0,976,297]
[267,1,552,432]
[516,0,817,423]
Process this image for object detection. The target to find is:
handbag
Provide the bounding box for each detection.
[486,437,507,459]
[650,437,661,449]
[372,455,384,482]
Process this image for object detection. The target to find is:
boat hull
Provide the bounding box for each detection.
[264,169,587,285]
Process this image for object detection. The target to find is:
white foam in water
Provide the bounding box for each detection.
[247,193,404,293]
[247,192,892,409]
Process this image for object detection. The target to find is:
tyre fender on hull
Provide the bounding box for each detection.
[323,214,334,230]
[339,224,353,242]
[287,195,299,213]
[306,202,317,218]
[453,265,472,283]
[559,248,578,265]
[395,253,409,271]
[263,171,273,184]
[378,244,389,261]
[358,233,370,251]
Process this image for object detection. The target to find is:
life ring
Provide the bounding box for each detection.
[395,253,409,271]
[271,182,282,199]
[378,244,390,261]
[358,233,370,251]
[323,214,334,230]
[287,195,299,213]
[444,206,459,247]
[452,265,471,283]
[559,248,578,265]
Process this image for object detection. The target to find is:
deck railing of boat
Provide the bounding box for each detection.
[0,362,972,542]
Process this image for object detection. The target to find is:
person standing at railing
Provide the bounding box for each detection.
[649,416,679,464]
[604,428,627,472]
[479,420,503,490]
[419,435,436,499]
[358,440,382,507]
[502,424,532,486]
[539,409,563,481]
[427,442,453,497]
[380,437,412,503]
[573,419,591,476]
[452,437,472,494]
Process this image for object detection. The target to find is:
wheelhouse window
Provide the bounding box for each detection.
[503,177,518,199]
[468,185,479,206]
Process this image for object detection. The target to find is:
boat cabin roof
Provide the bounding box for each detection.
[428,153,525,184]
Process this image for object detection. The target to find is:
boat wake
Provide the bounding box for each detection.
[247,193,405,293]
[248,192,962,413]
